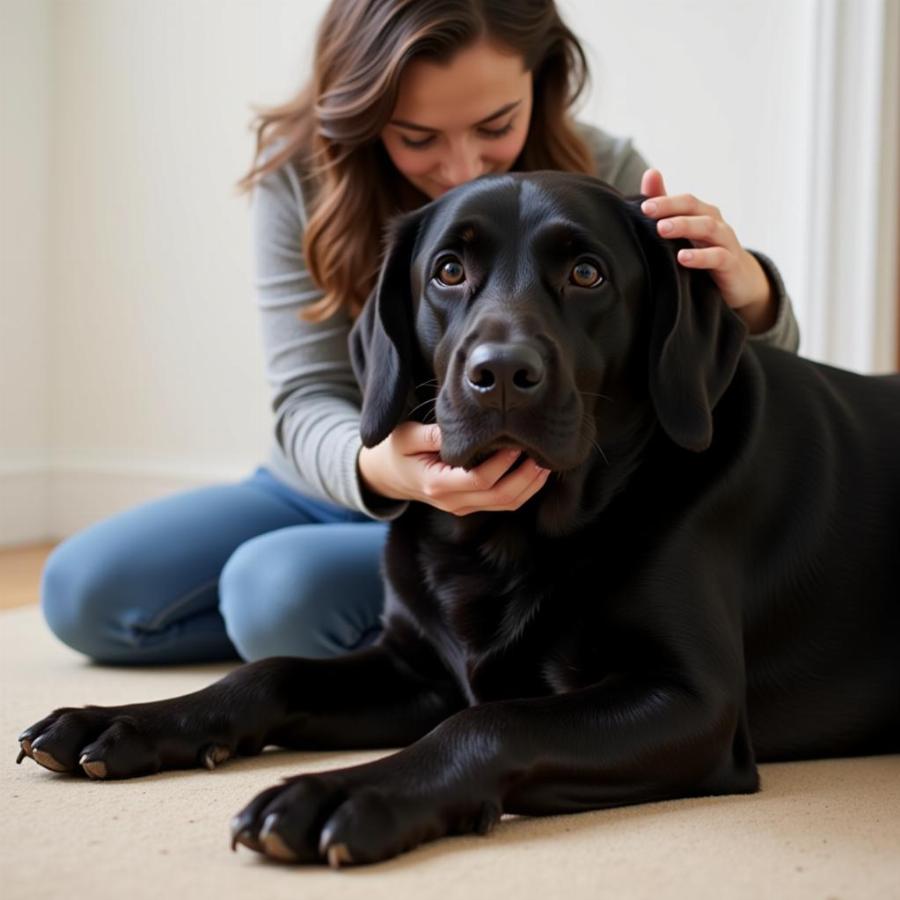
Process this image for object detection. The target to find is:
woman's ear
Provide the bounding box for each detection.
[349,208,424,448]
[624,198,747,451]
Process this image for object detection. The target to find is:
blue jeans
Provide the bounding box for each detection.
[40,467,389,665]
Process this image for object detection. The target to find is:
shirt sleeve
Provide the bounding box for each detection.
[742,250,801,351]
[590,126,801,353]
[250,157,409,521]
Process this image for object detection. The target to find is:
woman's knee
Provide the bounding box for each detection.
[40,517,221,664]
[219,524,388,662]
[40,534,131,660]
[37,478,324,664]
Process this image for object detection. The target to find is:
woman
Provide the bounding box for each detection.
[41,0,799,665]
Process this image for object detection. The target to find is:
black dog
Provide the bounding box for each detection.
[17,172,900,869]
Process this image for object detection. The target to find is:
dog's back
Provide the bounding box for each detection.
[729,344,900,760]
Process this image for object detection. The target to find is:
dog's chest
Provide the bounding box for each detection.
[398,513,586,703]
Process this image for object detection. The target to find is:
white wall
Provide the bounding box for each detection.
[46,1,324,504]
[0,0,896,544]
[1,0,53,542]
[1,0,332,542]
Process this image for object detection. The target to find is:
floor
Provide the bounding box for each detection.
[0,541,55,610]
[4,598,899,900]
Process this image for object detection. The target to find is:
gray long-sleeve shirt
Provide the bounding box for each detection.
[251,122,801,521]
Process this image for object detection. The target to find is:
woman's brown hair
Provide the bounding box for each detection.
[235,0,597,322]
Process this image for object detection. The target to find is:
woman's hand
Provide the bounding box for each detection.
[357,421,551,516]
[639,168,776,334]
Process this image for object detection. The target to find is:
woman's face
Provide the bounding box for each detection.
[380,38,533,200]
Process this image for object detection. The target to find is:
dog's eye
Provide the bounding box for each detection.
[435,257,466,287]
[570,260,605,288]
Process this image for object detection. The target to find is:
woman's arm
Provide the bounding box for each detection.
[250,152,409,520]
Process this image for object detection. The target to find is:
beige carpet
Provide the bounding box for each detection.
[3,604,898,900]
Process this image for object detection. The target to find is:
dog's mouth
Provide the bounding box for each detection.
[468,443,525,469]
[435,394,594,474]
[459,438,556,473]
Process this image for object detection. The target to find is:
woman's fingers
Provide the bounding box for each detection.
[656,214,732,246]
[452,462,552,516]
[399,421,442,453]
[425,451,551,515]
[503,463,552,510]
[424,449,521,496]
[640,193,741,274]
[641,193,719,220]
[676,246,732,269]
[640,168,667,198]
[638,169,773,320]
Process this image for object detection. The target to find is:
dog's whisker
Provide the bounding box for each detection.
[577,417,609,466]
[589,437,610,467]
[578,391,614,403]
[407,397,437,419]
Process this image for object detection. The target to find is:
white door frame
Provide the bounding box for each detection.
[803,0,900,373]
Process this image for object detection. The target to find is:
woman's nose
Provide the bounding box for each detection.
[441,142,483,187]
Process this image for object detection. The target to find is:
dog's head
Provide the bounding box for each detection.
[350,171,746,496]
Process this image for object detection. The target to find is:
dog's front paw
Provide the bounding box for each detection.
[16,696,255,780]
[230,761,503,867]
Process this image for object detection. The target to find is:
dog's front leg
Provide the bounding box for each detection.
[234,678,758,867]
[17,633,465,780]
[495,680,760,813]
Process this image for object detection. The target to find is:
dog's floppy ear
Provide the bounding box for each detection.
[625,198,747,452]
[349,207,424,448]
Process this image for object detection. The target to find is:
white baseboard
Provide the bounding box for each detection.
[0,467,51,546]
[0,461,254,546]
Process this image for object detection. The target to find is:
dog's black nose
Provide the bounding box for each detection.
[465,342,545,410]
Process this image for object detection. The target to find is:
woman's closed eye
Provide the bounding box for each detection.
[401,121,515,150]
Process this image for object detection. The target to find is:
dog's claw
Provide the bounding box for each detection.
[475,800,502,835]
[230,813,263,852]
[16,738,34,764]
[326,843,353,869]
[202,744,231,771]
[230,827,258,852]
[80,755,107,779]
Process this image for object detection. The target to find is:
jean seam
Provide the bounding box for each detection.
[138,576,220,632]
